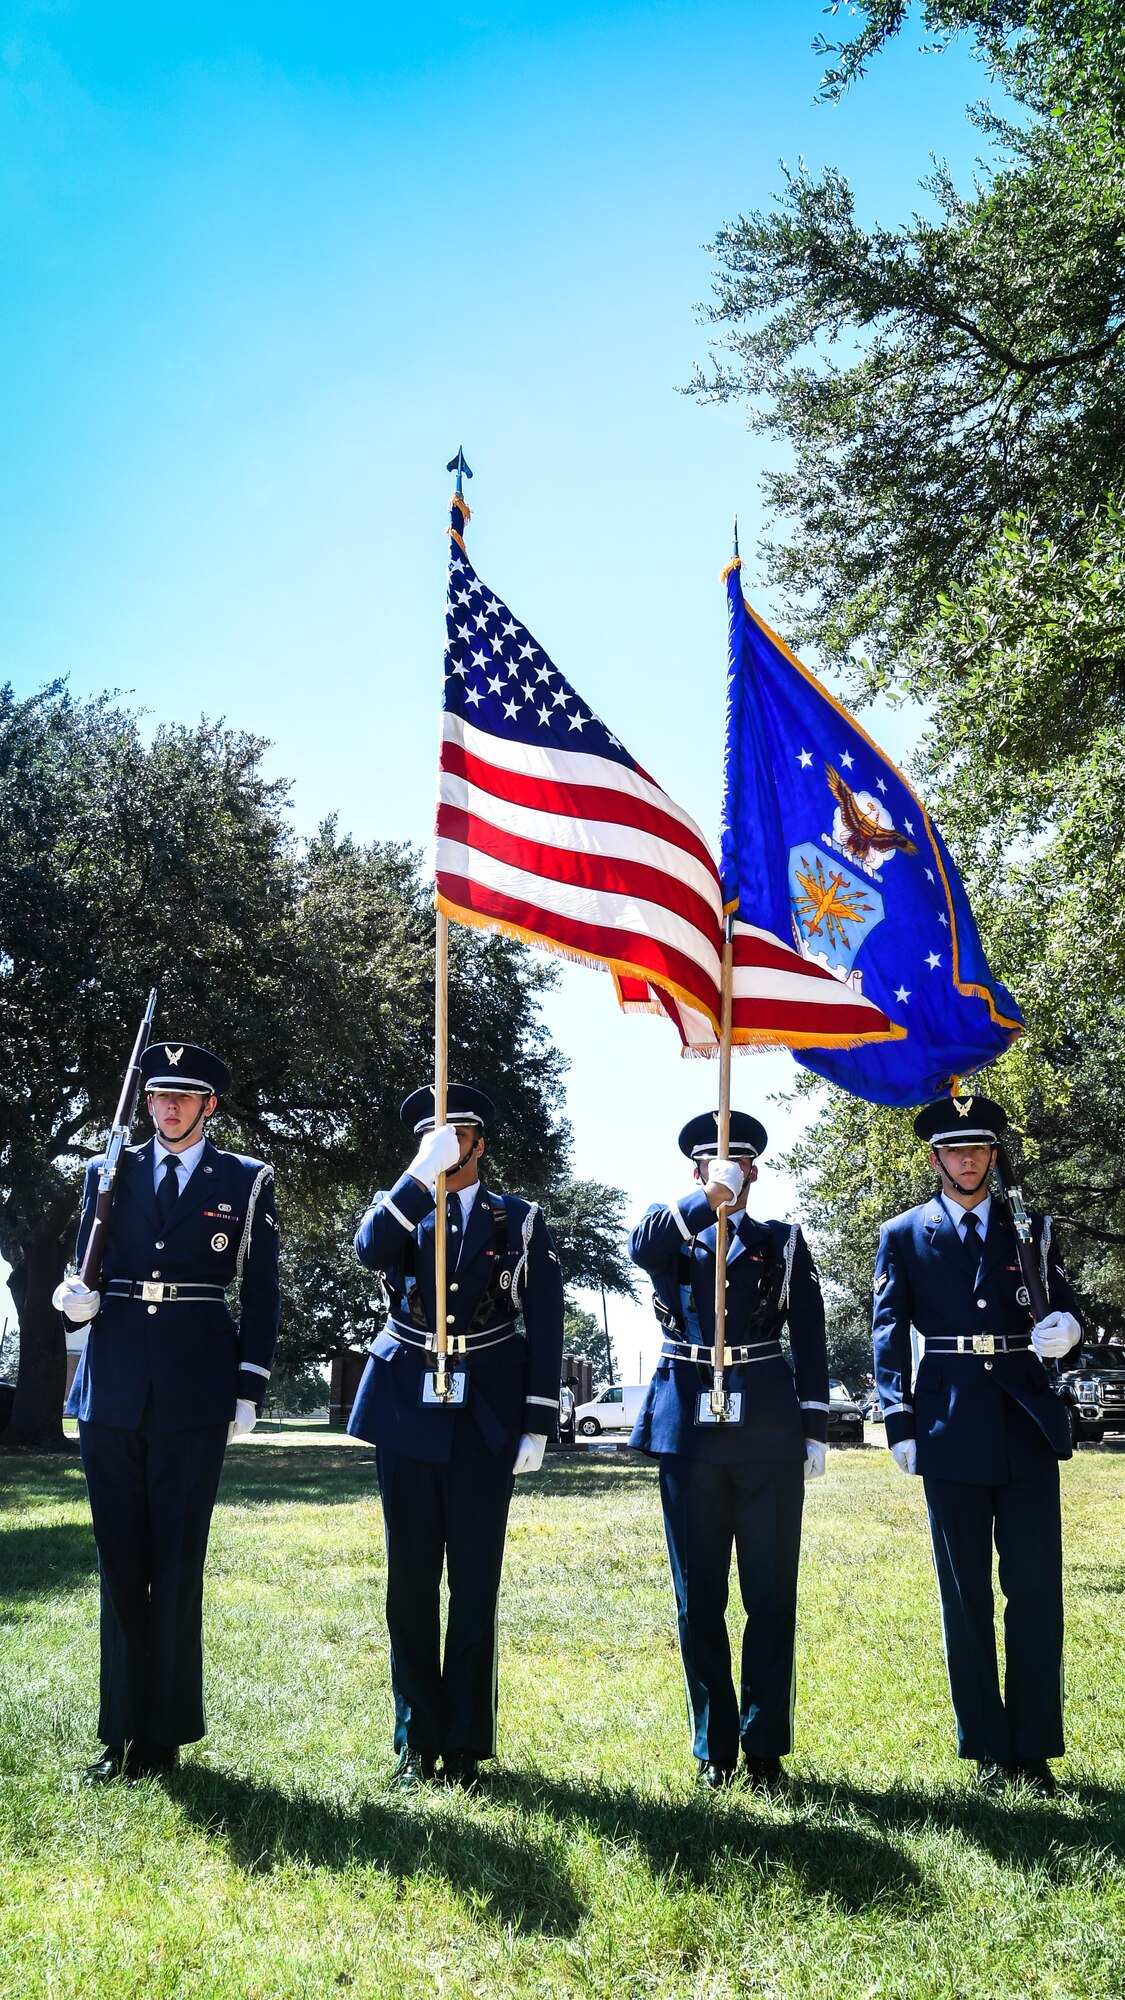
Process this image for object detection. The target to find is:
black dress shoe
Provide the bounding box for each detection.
[82,1748,127,1786]
[1011,1759,1057,1798]
[441,1753,481,1789]
[390,1748,435,1792]
[698,1760,737,1790]
[974,1760,1008,1797]
[742,1752,785,1794]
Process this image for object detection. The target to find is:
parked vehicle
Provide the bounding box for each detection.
[827,1378,865,1445]
[1054,1342,1125,1446]
[558,1382,576,1447]
[574,1382,647,1436]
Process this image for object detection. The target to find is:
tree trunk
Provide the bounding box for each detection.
[1,1226,72,1451]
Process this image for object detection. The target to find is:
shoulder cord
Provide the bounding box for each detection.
[236,1167,273,1283]
[779,1225,798,1313]
[509,1201,538,1312]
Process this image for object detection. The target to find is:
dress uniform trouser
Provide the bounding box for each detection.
[923,1425,1064,1763]
[376,1431,516,1759]
[658,1456,805,1767]
[79,1405,228,1749]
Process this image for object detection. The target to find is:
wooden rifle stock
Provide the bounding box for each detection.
[992,1141,1049,1324]
[77,988,158,1292]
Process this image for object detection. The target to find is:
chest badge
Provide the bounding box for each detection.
[211,1232,230,1253]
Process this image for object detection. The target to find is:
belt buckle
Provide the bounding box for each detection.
[141,1281,164,1303]
[973,1334,995,1356]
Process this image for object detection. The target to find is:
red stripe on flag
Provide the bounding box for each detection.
[440,739,719,882]
[436,871,723,1020]
[435,802,721,944]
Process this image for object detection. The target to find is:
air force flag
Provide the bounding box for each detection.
[720,569,1022,1106]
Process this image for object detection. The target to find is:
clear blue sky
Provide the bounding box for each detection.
[1,2,989,1371]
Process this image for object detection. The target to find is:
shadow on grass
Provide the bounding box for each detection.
[796,1775,1125,1873]
[214,1445,657,1507]
[0,1454,87,1509]
[167,1764,584,1936]
[527,1454,657,1498]
[0,1519,97,1600]
[216,1446,378,1508]
[488,1771,926,1915]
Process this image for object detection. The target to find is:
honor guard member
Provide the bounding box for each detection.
[348,1084,564,1791]
[53,1043,280,1783]
[873,1092,1081,1796]
[628,1111,830,1791]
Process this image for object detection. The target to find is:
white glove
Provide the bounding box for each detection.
[51,1276,101,1323]
[513,1432,547,1475]
[705,1158,745,1201]
[227,1399,258,1442]
[1031,1310,1081,1359]
[803,1439,827,1481]
[408,1123,461,1187]
[891,1439,918,1475]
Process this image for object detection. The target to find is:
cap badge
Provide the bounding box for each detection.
[954,1097,972,1117]
[165,1046,184,1066]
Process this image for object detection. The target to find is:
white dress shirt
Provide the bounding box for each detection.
[153,1134,206,1198]
[941,1190,992,1243]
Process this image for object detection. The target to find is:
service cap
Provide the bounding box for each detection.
[399,1082,495,1135]
[141,1042,231,1097]
[913,1093,1008,1148]
[678,1109,768,1162]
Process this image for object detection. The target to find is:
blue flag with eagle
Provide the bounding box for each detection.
[720,568,1023,1106]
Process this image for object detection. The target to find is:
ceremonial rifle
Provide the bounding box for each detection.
[991,1141,1049,1324]
[77,988,158,1292]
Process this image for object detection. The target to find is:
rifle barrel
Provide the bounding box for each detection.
[77,988,158,1291]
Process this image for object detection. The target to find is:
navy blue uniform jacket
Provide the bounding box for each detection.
[65,1137,280,1430]
[873,1198,1076,1481]
[348,1172,564,1464]
[628,1187,829,1462]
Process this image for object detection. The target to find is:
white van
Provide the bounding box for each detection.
[573,1382,648,1436]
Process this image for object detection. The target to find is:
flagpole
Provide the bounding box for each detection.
[433,908,451,1399]
[709,515,741,1420]
[431,447,473,1404]
[711,911,735,1418]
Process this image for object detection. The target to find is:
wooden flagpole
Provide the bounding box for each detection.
[710,912,735,1418]
[432,909,452,1398]
[430,448,472,1403]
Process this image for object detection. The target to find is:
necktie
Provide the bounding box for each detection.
[156,1155,179,1229]
[962,1209,982,1283]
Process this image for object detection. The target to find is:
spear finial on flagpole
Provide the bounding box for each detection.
[721,514,742,585]
[446,446,473,497]
[447,447,472,549]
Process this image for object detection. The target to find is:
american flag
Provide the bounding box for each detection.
[436,497,894,1055]
[437,502,725,1045]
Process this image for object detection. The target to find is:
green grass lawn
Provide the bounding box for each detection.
[2,1436,1123,1999]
